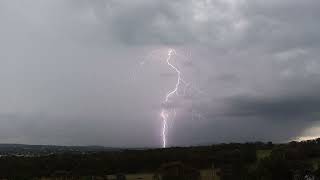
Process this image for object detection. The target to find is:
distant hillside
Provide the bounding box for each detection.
[0,139,320,179]
[0,144,122,156]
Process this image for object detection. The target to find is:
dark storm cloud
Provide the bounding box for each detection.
[215,74,240,84]
[88,0,247,46]
[224,95,320,121]
[0,0,320,147]
[238,0,320,52]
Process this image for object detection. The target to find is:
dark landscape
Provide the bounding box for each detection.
[0,139,320,180]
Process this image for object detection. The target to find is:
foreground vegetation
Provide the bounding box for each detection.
[0,139,320,180]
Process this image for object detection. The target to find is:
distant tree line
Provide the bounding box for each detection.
[0,139,319,180]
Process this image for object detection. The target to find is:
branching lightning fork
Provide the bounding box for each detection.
[134,48,202,148]
[161,49,185,148]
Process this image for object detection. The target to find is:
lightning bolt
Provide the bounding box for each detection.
[133,48,205,148]
[161,49,182,148]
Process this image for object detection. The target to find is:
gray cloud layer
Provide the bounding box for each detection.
[0,0,320,147]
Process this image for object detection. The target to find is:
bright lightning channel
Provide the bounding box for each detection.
[133,48,203,148]
[161,49,183,148]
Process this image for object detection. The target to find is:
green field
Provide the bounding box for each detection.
[257,150,272,160]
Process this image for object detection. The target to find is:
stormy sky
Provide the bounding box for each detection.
[1,0,320,147]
